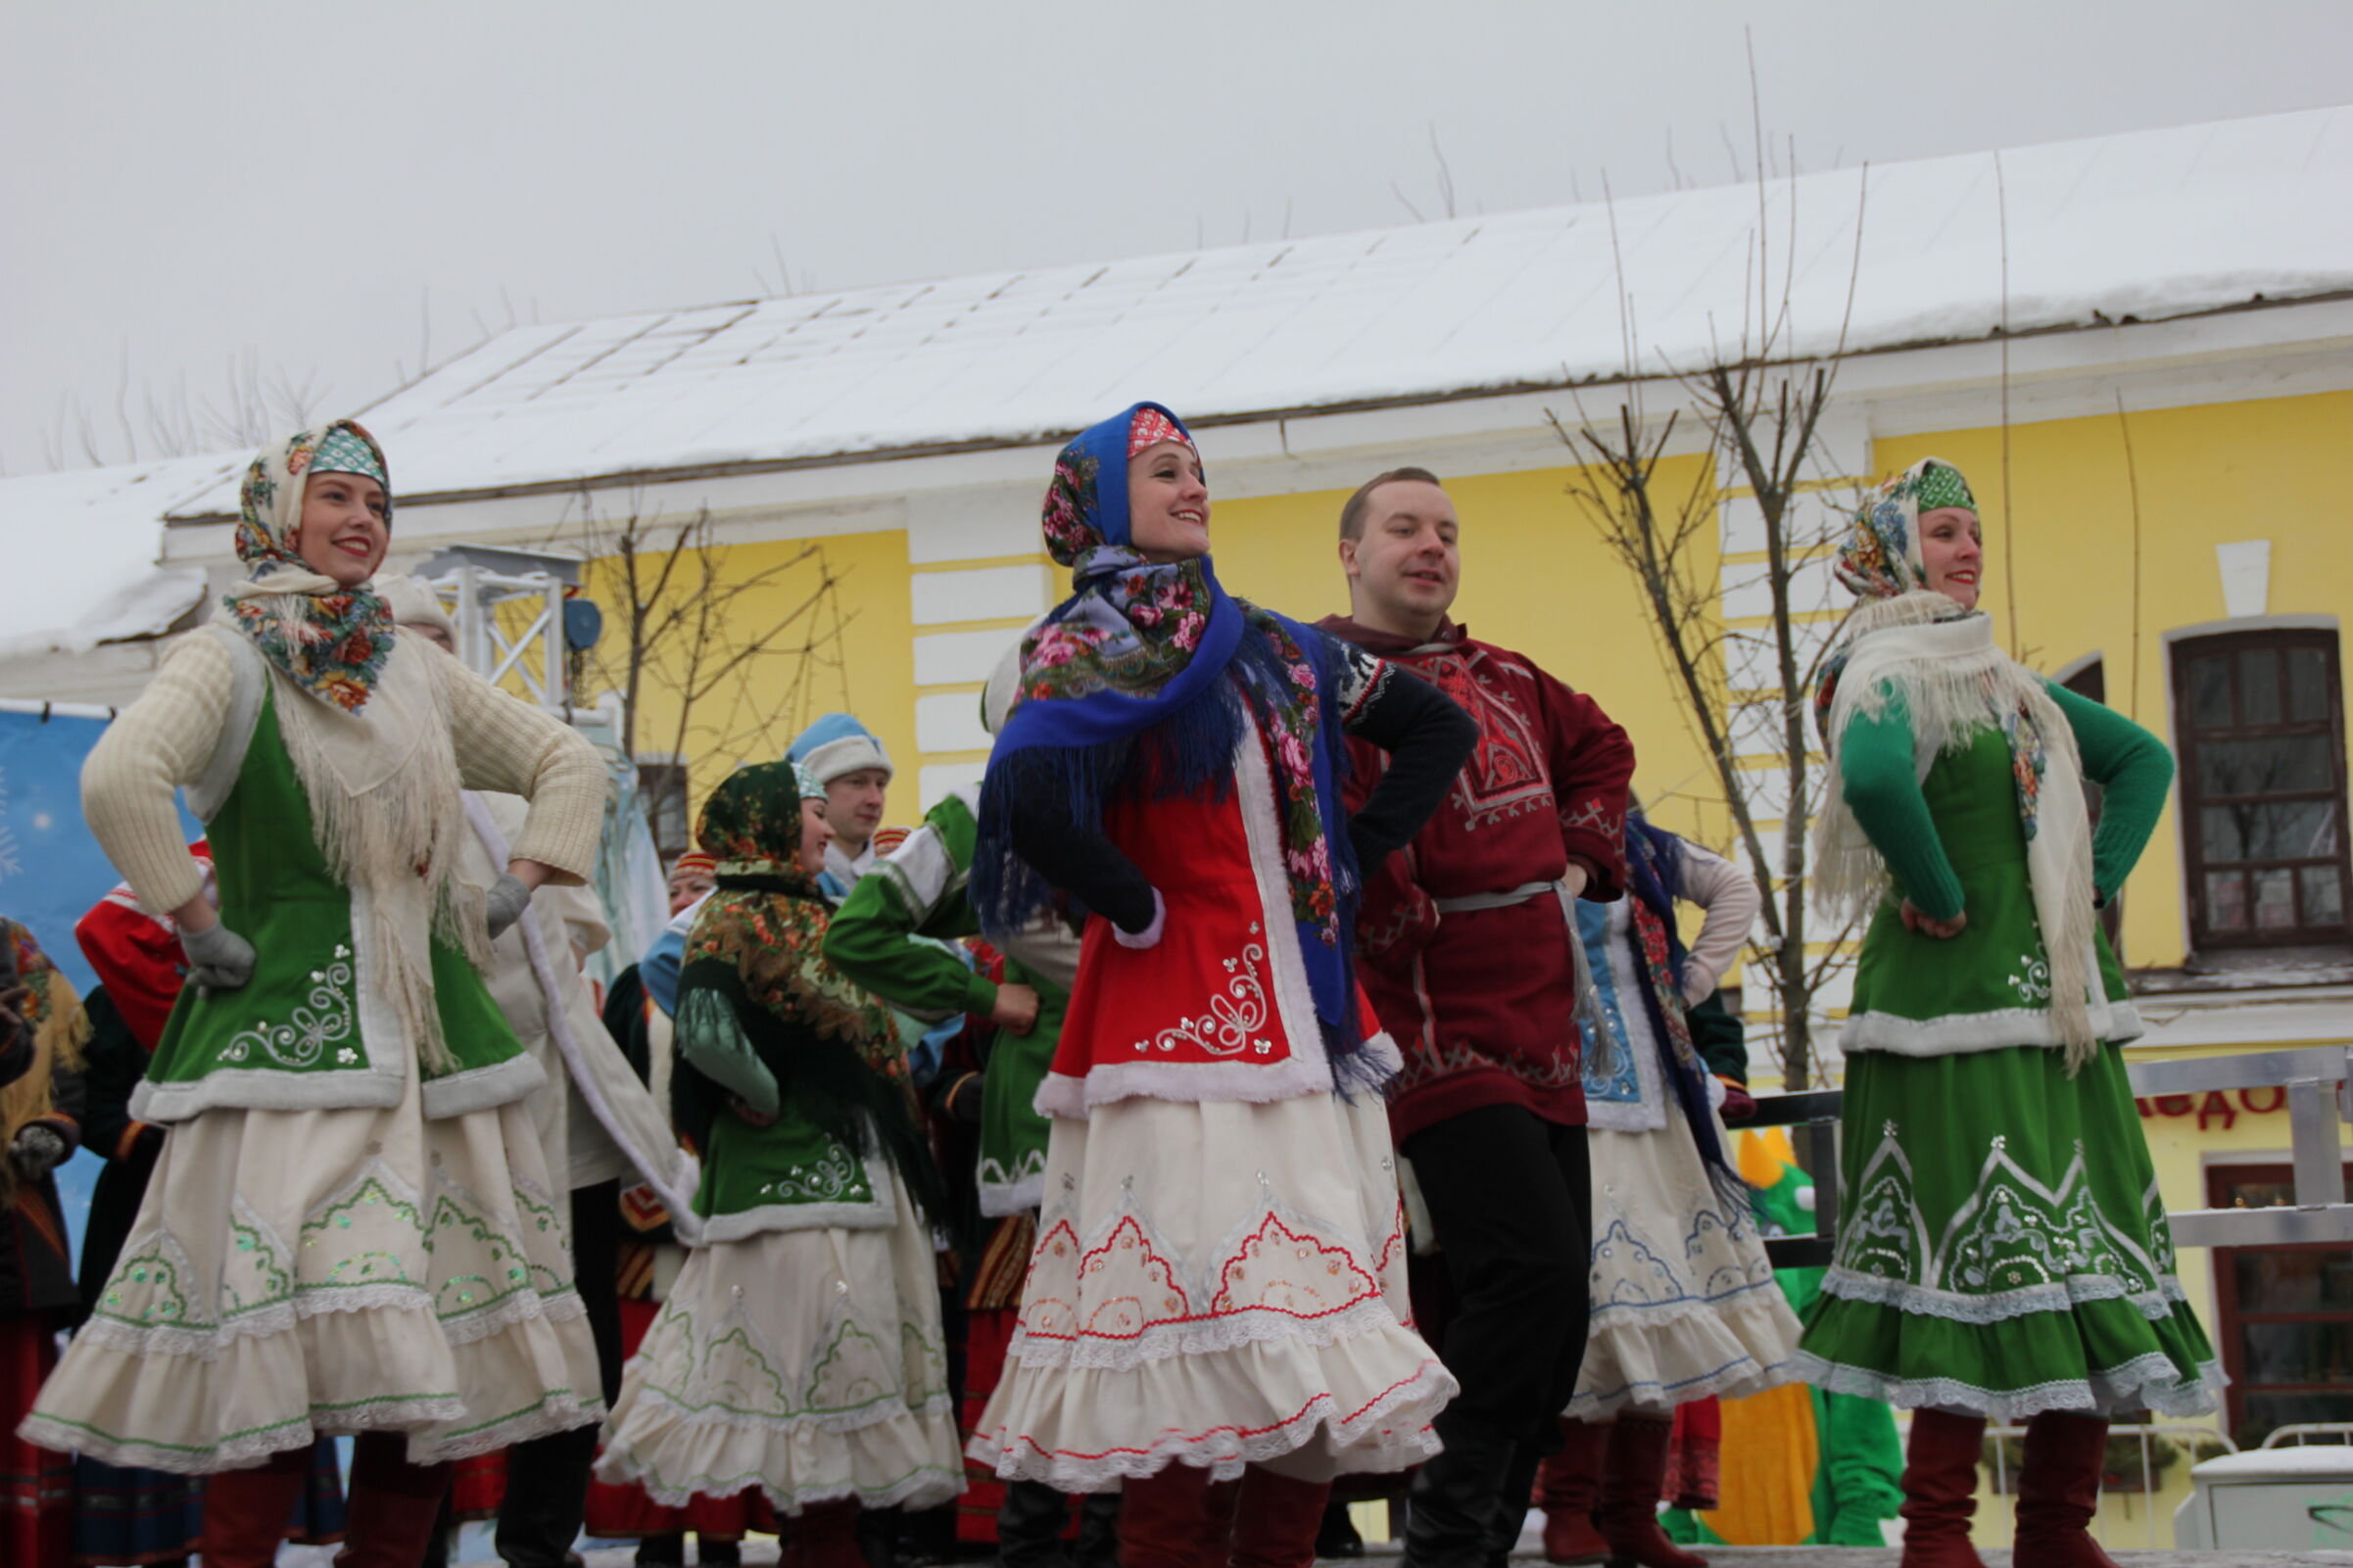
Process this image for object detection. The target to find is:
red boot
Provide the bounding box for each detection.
[1227,1468,1328,1568]
[1121,1466,1232,1568]
[333,1432,455,1568]
[1535,1418,1609,1565]
[1897,1409,1989,1568]
[201,1445,312,1568]
[2012,1413,2120,1567]
[783,1499,867,1568]
[1595,1414,1705,1568]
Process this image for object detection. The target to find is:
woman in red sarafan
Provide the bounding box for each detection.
[964,402,1478,1568]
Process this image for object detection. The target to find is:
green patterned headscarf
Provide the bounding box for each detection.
[222,421,396,712]
[684,762,899,1054]
[1833,457,1978,601]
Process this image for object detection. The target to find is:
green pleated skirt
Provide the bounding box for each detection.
[1793,1042,2223,1419]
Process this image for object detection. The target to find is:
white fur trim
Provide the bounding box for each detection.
[1839,997,2145,1056]
[798,735,892,786]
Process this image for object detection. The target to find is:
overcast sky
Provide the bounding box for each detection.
[5,0,2348,476]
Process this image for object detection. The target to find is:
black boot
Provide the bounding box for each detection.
[1403,1414,1516,1568]
[636,1533,687,1568]
[856,1505,902,1568]
[697,1538,743,1567]
[419,1491,456,1568]
[1316,1498,1366,1559]
[495,1424,599,1568]
[996,1480,1072,1568]
[1479,1443,1541,1568]
[1072,1490,1120,1568]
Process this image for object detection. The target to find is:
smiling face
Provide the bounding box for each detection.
[797,796,835,877]
[1341,478,1461,638]
[821,768,889,853]
[294,471,390,588]
[1127,440,1210,563]
[1919,505,1984,610]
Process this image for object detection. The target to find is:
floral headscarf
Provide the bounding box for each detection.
[223,421,396,712]
[1831,456,1977,601]
[682,761,899,1065]
[977,402,1369,1065]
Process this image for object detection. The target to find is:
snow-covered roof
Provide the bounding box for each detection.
[157,105,2349,515]
[0,452,235,659]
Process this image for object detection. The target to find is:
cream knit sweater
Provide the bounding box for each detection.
[84,631,609,917]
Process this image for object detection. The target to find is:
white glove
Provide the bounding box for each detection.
[485,873,533,940]
[179,922,256,997]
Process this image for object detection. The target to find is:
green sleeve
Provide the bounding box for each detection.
[2043,679,2176,904]
[675,988,779,1117]
[1836,686,1966,921]
[1684,989,1749,1082]
[821,820,997,1022]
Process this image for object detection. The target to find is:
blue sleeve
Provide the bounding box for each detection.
[642,927,686,1018]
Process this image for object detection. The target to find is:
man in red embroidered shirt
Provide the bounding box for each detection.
[1320,467,1634,1568]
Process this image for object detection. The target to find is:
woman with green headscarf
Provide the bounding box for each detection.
[1792,458,2218,1568]
[24,422,614,1568]
[595,760,962,1568]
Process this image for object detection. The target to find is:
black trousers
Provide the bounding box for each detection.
[1401,1103,1592,1446]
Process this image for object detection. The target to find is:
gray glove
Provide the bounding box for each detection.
[485,873,533,940]
[179,921,256,997]
[12,1123,68,1180]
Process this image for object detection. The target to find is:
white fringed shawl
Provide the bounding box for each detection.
[1811,593,2101,1071]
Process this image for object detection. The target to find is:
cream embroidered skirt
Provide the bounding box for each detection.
[967,1090,1456,1490]
[22,1064,600,1472]
[595,1180,964,1516]
[1567,1115,1803,1420]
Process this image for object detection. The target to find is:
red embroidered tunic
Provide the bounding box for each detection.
[1317,617,1635,1140]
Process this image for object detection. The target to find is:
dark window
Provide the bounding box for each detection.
[638,760,693,863]
[2061,659,2126,956]
[2173,631,2351,951]
[2207,1162,2353,1447]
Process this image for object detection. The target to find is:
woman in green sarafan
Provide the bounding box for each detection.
[595,761,962,1568]
[1792,458,2219,1568]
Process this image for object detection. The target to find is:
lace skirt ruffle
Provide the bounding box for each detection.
[594,1184,963,1516]
[1568,1120,1803,1419]
[23,1077,601,1473]
[966,1092,1456,1491]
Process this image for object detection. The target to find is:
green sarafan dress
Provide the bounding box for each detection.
[1794,677,2223,1420]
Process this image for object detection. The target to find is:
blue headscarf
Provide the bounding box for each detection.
[1622,813,1741,1196]
[974,402,1369,1069]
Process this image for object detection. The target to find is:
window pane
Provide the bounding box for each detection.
[2207,871,2249,930]
[2201,806,2247,863]
[2208,799,2341,862]
[2187,654,2233,729]
[2233,1250,2353,1312]
[2240,649,2283,725]
[2197,735,2336,797]
[2255,868,2298,929]
[2289,647,2331,723]
[2241,1320,2353,1387]
[2304,866,2347,927]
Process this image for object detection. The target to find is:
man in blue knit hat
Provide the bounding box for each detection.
[789,712,895,900]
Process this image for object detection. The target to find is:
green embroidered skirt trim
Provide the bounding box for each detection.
[1793,1043,2222,1420]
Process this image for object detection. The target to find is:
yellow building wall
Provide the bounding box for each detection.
[1209,454,1728,849]
[1875,388,2353,970]
[583,527,924,833]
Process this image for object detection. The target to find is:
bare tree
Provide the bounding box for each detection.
[34,348,324,472]
[1548,64,1871,1095]
[561,495,857,855]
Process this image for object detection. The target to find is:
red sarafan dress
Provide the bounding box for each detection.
[967,716,1456,1491]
